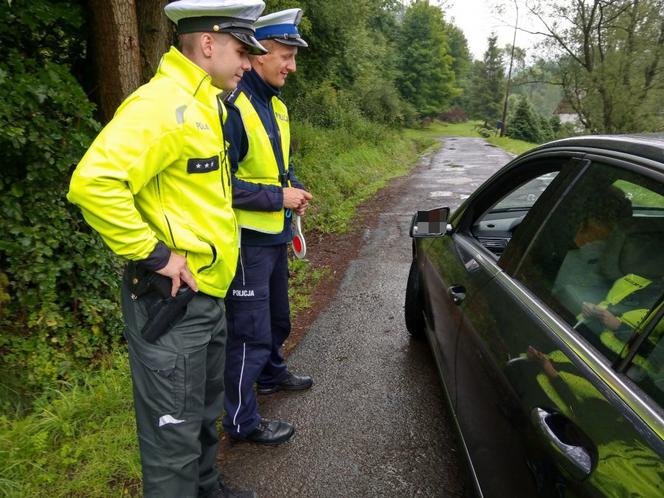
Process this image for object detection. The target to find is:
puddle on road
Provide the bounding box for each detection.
[429,191,454,198]
[439,176,472,185]
[449,163,464,168]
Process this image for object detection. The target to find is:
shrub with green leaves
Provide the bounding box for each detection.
[507,95,545,143]
[0,1,123,411]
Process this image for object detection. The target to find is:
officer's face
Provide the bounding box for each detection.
[254,42,298,88]
[208,33,252,90]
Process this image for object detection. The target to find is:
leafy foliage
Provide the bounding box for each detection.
[396,0,459,118]
[529,0,664,133]
[467,36,505,125]
[507,95,543,142]
[0,1,122,411]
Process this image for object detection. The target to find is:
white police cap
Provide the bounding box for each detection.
[165,0,268,54]
[255,8,308,48]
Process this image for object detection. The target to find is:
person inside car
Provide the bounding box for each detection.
[576,232,664,360]
[552,185,632,315]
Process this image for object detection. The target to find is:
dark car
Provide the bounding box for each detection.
[405,135,664,497]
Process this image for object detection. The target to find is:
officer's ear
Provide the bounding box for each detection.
[251,40,274,64]
[251,54,266,65]
[200,33,215,57]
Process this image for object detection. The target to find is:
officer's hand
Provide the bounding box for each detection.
[598,308,622,330]
[581,302,597,319]
[295,199,309,216]
[283,187,313,210]
[156,252,198,297]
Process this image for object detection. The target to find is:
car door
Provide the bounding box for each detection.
[430,154,585,497]
[453,156,664,497]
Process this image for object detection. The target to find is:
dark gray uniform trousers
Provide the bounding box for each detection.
[122,282,227,498]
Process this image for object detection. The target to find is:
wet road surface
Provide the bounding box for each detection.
[220,137,515,497]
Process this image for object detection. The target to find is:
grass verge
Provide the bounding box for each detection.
[0,354,141,498]
[486,136,538,156]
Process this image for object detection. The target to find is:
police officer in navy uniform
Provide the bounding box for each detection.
[68,1,266,496]
[222,8,313,445]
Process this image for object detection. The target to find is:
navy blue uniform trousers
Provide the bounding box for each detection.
[223,244,290,436]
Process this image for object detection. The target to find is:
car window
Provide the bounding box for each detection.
[513,162,664,365]
[490,172,558,210]
[626,311,664,407]
[471,172,559,257]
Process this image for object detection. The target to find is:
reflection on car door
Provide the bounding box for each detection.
[452,158,664,497]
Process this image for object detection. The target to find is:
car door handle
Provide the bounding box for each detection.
[448,285,466,305]
[531,407,594,480]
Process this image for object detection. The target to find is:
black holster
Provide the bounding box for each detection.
[124,262,196,343]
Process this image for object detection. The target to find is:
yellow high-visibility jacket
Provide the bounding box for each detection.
[68,47,238,298]
[232,90,290,234]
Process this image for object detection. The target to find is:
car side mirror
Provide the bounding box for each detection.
[409,207,451,238]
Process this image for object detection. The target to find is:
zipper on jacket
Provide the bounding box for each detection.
[219,153,227,198]
[217,95,232,199]
[156,175,177,248]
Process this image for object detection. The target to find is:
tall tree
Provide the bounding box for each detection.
[444,21,473,106]
[137,0,174,82]
[86,0,174,121]
[467,35,505,125]
[397,0,458,117]
[527,0,664,132]
[87,0,141,122]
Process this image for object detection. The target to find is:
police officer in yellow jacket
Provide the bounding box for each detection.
[67,1,266,497]
[222,9,312,445]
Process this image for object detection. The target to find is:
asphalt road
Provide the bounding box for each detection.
[220,137,515,498]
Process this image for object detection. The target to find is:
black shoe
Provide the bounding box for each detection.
[208,475,258,498]
[230,419,295,445]
[257,372,313,395]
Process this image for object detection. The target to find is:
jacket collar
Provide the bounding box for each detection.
[240,69,280,104]
[157,47,218,102]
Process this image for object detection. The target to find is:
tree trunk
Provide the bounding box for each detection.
[87,0,141,122]
[137,0,174,82]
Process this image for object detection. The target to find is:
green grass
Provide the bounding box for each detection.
[288,259,330,314]
[614,180,664,208]
[403,120,484,141]
[0,354,141,497]
[486,136,538,156]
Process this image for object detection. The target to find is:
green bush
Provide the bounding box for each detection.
[0,1,123,412]
[507,95,544,143]
[354,79,417,127]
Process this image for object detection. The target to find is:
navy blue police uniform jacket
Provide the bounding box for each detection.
[224,69,305,247]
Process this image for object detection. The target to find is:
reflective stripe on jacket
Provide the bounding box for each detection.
[232,90,290,234]
[67,47,238,298]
